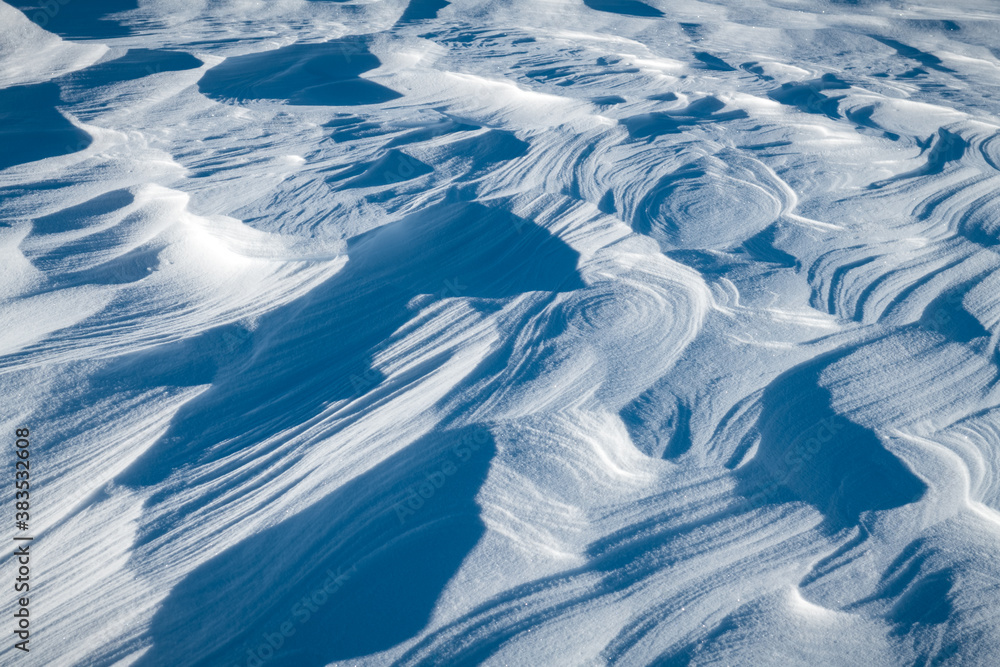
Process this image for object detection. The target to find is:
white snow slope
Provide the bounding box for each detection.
[3,0,1000,665]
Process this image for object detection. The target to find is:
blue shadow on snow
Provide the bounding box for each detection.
[111,195,584,490]
[136,425,497,666]
[197,36,401,106]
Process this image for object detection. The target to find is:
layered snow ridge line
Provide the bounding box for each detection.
[2,0,1000,665]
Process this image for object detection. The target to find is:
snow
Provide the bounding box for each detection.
[3,0,1000,665]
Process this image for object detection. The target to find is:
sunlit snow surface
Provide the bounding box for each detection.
[3,0,1000,664]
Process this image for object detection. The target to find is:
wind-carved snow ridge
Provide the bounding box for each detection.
[2,0,1000,664]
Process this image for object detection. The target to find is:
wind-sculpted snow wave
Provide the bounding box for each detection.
[3,0,1000,665]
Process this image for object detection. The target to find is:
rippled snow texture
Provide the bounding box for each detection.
[3,0,1000,665]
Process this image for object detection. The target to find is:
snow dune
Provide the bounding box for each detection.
[3,0,1000,665]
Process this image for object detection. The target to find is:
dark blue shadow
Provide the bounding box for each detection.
[734,355,926,529]
[693,52,735,71]
[870,128,967,189]
[768,74,850,120]
[197,36,401,106]
[112,195,584,490]
[583,0,663,18]
[398,0,450,23]
[870,36,956,73]
[0,83,90,170]
[59,49,203,90]
[136,426,497,666]
[326,148,433,189]
[6,0,137,39]
[623,96,747,139]
[31,190,134,235]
